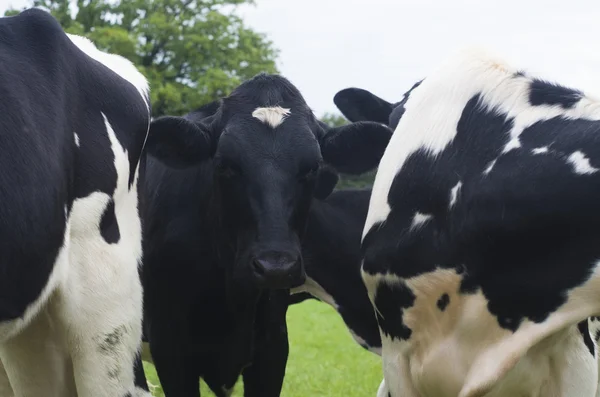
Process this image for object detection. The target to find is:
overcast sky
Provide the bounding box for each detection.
[4,0,600,116]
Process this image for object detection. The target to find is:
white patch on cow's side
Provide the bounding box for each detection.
[410,212,432,230]
[74,132,80,148]
[291,277,339,309]
[567,151,599,175]
[449,181,462,208]
[532,146,549,155]
[66,34,150,110]
[54,113,144,395]
[251,106,291,128]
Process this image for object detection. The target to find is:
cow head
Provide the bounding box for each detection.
[144,74,392,290]
[333,80,424,130]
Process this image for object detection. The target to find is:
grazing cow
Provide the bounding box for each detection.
[290,187,382,355]
[351,47,600,397]
[140,74,393,396]
[0,8,151,397]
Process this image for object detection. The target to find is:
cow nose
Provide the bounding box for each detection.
[252,253,305,289]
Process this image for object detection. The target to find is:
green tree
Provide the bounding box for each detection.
[319,112,376,189]
[5,0,279,116]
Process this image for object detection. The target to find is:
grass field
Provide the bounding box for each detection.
[143,300,383,396]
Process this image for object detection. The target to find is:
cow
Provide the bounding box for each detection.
[0,8,151,397]
[139,73,393,396]
[345,47,600,397]
[290,186,382,355]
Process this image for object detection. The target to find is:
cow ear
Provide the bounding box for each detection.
[144,116,212,168]
[334,88,393,124]
[314,166,339,200]
[320,121,392,175]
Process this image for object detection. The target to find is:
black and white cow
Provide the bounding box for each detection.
[139,73,392,396]
[345,47,600,397]
[0,8,151,397]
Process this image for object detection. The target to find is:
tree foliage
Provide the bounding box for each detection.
[320,112,376,189]
[5,0,279,116]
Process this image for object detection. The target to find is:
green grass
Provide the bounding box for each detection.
[143,300,383,396]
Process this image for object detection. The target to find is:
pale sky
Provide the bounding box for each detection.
[3,0,600,117]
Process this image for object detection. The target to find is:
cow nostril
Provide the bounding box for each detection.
[252,259,266,275]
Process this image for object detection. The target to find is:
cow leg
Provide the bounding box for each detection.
[57,274,143,397]
[55,244,143,397]
[150,348,200,397]
[0,308,76,397]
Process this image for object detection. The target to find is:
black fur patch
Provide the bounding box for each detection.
[100,198,120,244]
[436,293,450,311]
[529,78,582,109]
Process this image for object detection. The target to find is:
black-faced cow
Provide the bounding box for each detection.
[290,187,382,355]
[349,47,600,397]
[139,73,392,396]
[0,8,151,397]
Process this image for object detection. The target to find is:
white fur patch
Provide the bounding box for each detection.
[57,113,144,395]
[449,181,462,208]
[532,146,549,154]
[252,106,291,128]
[410,212,432,230]
[74,132,80,148]
[483,159,496,175]
[567,151,599,175]
[66,33,150,111]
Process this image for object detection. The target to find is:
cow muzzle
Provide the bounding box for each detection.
[251,251,305,289]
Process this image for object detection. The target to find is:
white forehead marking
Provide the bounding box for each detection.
[66,33,150,111]
[73,132,80,147]
[252,106,291,128]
